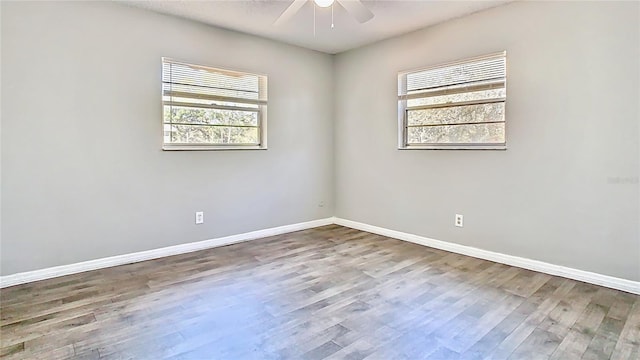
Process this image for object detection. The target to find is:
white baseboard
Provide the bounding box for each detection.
[334,218,640,295]
[3,216,638,295]
[0,217,334,288]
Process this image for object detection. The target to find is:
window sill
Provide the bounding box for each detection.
[398,145,507,151]
[162,145,267,151]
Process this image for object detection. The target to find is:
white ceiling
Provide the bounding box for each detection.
[122,0,511,54]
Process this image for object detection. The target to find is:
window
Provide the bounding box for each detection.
[162,58,268,150]
[398,52,506,150]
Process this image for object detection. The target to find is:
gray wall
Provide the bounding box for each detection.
[2,1,638,282]
[0,1,334,275]
[334,1,640,281]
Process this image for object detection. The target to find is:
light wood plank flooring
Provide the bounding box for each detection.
[1,225,639,359]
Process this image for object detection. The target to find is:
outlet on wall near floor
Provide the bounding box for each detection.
[455,214,463,227]
[195,211,204,225]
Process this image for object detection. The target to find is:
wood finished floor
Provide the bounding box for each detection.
[1,225,639,360]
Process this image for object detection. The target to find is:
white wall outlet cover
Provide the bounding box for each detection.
[195,211,204,224]
[455,214,464,227]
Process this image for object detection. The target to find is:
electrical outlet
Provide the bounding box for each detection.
[455,214,463,227]
[195,211,204,225]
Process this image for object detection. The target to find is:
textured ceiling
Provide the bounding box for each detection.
[121,0,511,54]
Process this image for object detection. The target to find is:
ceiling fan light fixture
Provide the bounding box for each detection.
[275,0,373,26]
[314,0,334,8]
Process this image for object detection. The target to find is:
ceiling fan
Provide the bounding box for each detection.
[274,0,374,26]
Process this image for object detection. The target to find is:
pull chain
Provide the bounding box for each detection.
[331,3,334,29]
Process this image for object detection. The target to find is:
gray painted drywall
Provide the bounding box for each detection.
[2,1,638,283]
[0,1,334,275]
[334,1,640,281]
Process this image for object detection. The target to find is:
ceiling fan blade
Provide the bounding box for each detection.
[274,0,308,26]
[336,0,374,23]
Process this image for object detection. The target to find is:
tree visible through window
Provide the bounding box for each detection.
[162,59,268,150]
[398,52,506,149]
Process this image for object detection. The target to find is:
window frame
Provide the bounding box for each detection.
[161,58,268,151]
[397,52,507,150]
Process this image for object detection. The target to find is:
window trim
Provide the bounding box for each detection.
[161,58,268,151]
[397,51,507,151]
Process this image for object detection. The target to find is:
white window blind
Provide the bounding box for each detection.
[162,58,268,150]
[398,52,506,149]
